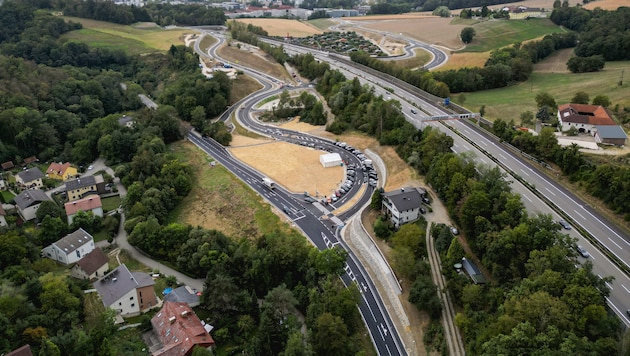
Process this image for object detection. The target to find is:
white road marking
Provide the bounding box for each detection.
[608,237,622,250]
[544,187,556,196]
[520,169,530,177]
[623,284,630,294]
[522,194,532,203]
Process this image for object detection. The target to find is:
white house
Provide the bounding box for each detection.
[557,103,617,134]
[70,248,109,280]
[64,195,103,224]
[41,228,95,265]
[14,189,51,221]
[0,178,6,190]
[381,187,427,228]
[15,167,45,189]
[320,153,342,168]
[94,264,158,317]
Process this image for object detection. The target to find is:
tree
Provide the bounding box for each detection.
[432,6,451,17]
[571,91,589,104]
[479,105,486,117]
[592,95,611,107]
[36,200,63,221]
[535,92,557,110]
[553,0,562,7]
[37,216,68,246]
[520,111,534,126]
[370,187,383,209]
[461,27,476,44]
[312,313,351,356]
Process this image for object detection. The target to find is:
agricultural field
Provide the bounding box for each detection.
[460,61,630,121]
[307,18,336,30]
[60,17,191,54]
[459,18,565,52]
[232,18,323,37]
[584,0,630,9]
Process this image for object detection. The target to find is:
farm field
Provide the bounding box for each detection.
[60,17,191,54]
[460,18,565,52]
[307,18,336,30]
[232,18,323,37]
[460,61,630,121]
[584,0,630,9]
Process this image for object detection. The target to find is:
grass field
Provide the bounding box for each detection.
[0,190,14,203]
[394,49,432,70]
[231,75,264,105]
[461,61,630,121]
[101,196,121,212]
[60,17,191,54]
[461,18,565,52]
[169,140,293,239]
[308,18,336,30]
[232,18,323,37]
[217,44,292,83]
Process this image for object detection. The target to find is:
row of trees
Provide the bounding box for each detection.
[368,0,517,13]
[433,32,577,92]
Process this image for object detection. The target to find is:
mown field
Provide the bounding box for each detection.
[456,18,565,52]
[60,17,191,54]
[460,61,630,121]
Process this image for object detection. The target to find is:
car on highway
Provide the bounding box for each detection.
[558,219,571,230]
[577,245,590,258]
[411,108,417,114]
[304,196,317,203]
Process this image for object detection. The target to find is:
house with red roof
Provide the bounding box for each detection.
[64,195,103,224]
[46,162,78,181]
[71,248,109,280]
[557,103,617,134]
[150,301,215,356]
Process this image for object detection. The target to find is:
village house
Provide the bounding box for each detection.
[150,301,215,356]
[94,264,158,317]
[70,248,109,280]
[15,167,44,189]
[64,195,104,224]
[65,174,104,201]
[41,228,95,265]
[46,162,78,181]
[381,187,427,228]
[14,189,51,221]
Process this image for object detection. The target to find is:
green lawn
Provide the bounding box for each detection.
[101,196,122,212]
[0,190,14,203]
[461,18,565,53]
[460,61,630,122]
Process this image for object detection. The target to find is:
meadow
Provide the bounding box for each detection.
[460,61,630,121]
[60,17,191,54]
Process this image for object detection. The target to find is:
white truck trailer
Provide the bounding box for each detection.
[262,177,275,189]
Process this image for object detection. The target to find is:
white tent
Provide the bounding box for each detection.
[320,153,342,168]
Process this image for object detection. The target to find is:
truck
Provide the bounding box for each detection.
[262,177,275,189]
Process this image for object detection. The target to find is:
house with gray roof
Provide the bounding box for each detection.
[15,167,44,189]
[594,125,627,147]
[164,286,201,307]
[41,228,95,265]
[381,187,427,228]
[462,257,486,284]
[66,175,104,201]
[14,189,51,221]
[94,264,158,317]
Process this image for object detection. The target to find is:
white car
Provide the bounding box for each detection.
[87,165,94,170]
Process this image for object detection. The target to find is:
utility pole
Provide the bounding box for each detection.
[619,69,624,86]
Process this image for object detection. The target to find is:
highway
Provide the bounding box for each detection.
[260,38,630,325]
[191,33,408,355]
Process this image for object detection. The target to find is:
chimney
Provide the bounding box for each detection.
[169,316,177,324]
[181,310,190,317]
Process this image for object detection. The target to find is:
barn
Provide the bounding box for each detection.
[320,153,342,168]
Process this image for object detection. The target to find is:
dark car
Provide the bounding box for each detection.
[558,220,571,230]
[422,196,431,204]
[304,196,317,203]
[577,245,590,258]
[419,207,426,214]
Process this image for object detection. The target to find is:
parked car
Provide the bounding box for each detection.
[331,195,338,202]
[558,219,571,230]
[422,196,431,204]
[363,176,368,183]
[335,190,341,197]
[451,227,459,235]
[577,245,590,258]
[419,207,426,214]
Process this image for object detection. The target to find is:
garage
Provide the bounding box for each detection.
[319,153,342,168]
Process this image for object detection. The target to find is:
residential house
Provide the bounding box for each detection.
[150,301,215,356]
[94,264,158,316]
[23,156,38,166]
[461,257,487,284]
[14,189,51,221]
[71,248,109,280]
[15,167,44,189]
[46,162,78,181]
[66,174,104,201]
[1,161,15,171]
[594,125,628,146]
[65,195,103,224]
[163,286,201,307]
[0,204,7,227]
[381,187,427,228]
[5,344,33,356]
[41,228,95,265]
[0,177,6,190]
[557,103,617,134]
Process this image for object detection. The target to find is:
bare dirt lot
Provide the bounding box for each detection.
[233,18,323,37]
